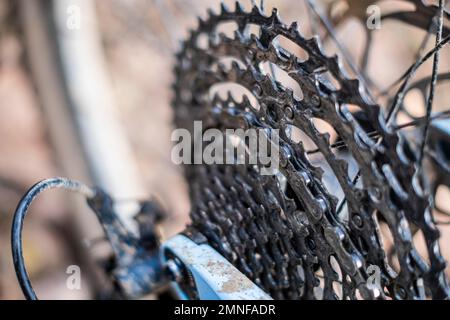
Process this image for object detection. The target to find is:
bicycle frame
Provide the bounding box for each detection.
[162,235,272,300]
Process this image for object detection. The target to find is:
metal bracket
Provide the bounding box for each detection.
[161,235,272,300]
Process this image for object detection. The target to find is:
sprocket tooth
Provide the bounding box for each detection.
[234,1,245,14]
[207,34,217,49]
[226,91,235,104]
[327,53,342,72]
[250,2,263,15]
[197,16,207,29]
[216,61,228,75]
[288,21,299,34]
[250,34,266,51]
[219,2,229,15]
[253,35,267,52]
[187,28,197,43]
[206,8,215,19]
[212,93,223,107]
[228,61,243,81]
[241,94,252,108]
[305,36,320,52]
[217,32,229,44]
[256,69,270,85]
[249,32,259,45]
[259,26,274,47]
[270,8,281,25]
[230,60,242,72]
[234,29,246,43]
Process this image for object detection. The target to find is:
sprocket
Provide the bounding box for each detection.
[172,2,450,299]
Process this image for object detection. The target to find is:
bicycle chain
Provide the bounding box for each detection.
[172,2,450,299]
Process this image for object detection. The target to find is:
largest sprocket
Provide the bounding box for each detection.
[172,2,450,300]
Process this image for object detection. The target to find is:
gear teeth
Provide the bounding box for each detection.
[216,61,228,76]
[218,32,229,44]
[219,1,229,14]
[230,59,241,71]
[207,7,217,19]
[234,29,245,43]
[234,1,245,14]
[187,28,197,45]
[197,16,206,29]
[258,73,275,93]
[254,34,267,51]
[226,91,234,104]
[330,53,343,68]
[211,92,222,106]
[251,3,262,15]
[208,34,216,48]
[288,21,299,34]
[186,1,383,126]
[270,8,281,25]
[227,60,243,80]
[305,36,321,53]
[249,32,259,43]
[242,94,252,108]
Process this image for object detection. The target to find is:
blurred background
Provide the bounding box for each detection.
[0,0,449,299]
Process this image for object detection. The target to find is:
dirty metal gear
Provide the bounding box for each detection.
[172,2,450,299]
